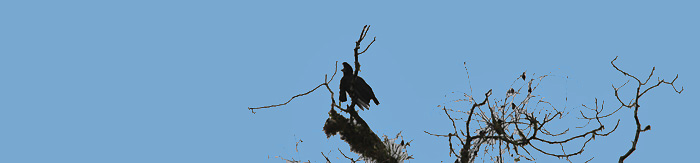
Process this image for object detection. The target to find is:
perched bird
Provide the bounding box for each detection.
[339,62,379,110]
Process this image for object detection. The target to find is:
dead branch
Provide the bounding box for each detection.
[247,61,339,114]
[321,152,332,163]
[251,25,409,163]
[612,56,683,163]
[270,155,310,163]
[428,68,621,163]
[338,149,359,163]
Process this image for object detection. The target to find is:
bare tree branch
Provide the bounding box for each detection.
[247,61,339,113]
[270,155,310,163]
[612,56,683,163]
[428,67,622,163]
[338,149,359,163]
[321,152,332,163]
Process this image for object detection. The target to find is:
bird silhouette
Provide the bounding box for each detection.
[339,62,379,110]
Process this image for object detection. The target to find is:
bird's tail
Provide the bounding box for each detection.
[372,97,379,105]
[356,100,370,110]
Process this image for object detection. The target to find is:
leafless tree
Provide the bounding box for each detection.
[426,57,682,163]
[248,26,682,163]
[248,25,411,163]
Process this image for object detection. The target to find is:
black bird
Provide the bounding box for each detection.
[339,62,379,110]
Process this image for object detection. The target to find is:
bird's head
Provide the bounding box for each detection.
[341,62,353,74]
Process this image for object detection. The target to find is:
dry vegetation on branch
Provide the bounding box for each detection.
[426,66,618,163]
[426,57,682,163]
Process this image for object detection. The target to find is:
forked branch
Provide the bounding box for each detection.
[612,56,683,163]
[428,69,621,163]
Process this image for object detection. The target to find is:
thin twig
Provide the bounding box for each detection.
[247,61,339,113]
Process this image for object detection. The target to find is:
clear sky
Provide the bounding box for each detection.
[1,1,698,162]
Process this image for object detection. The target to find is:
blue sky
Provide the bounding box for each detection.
[1,1,698,162]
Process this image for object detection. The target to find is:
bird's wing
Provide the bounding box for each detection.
[339,77,350,102]
[353,77,377,108]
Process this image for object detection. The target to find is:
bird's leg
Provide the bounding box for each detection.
[347,103,356,123]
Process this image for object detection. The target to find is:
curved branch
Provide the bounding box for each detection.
[248,61,339,113]
[613,57,683,163]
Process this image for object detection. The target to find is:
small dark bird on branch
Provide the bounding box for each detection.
[339,62,379,110]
